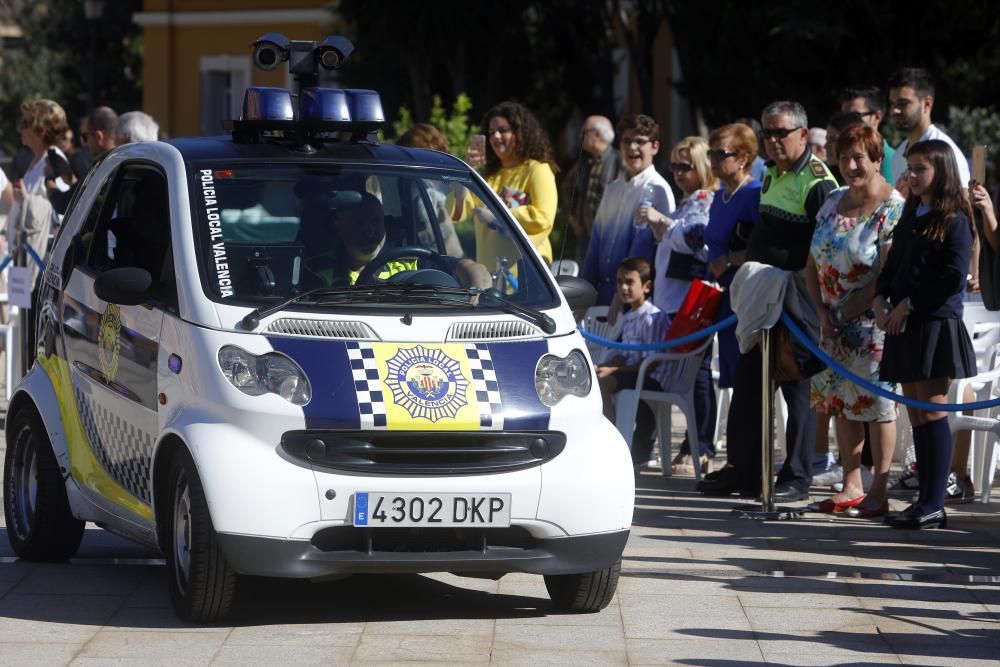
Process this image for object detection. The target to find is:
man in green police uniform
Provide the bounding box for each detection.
[722,101,837,501]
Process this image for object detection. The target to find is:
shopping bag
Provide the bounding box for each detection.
[665,280,723,352]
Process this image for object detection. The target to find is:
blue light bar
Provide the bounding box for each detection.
[299,87,351,122]
[344,89,384,124]
[241,87,294,121]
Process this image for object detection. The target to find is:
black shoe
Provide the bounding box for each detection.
[699,477,739,496]
[889,507,947,530]
[772,484,810,501]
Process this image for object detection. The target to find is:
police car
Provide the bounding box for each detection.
[3,36,634,622]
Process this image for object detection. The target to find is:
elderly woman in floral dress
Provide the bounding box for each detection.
[805,125,904,518]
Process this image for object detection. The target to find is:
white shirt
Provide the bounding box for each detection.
[583,165,676,304]
[6,148,67,250]
[891,124,970,185]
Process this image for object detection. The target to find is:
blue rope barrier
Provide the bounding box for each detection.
[579,313,738,351]
[25,245,45,271]
[780,312,1000,412]
[0,247,46,274]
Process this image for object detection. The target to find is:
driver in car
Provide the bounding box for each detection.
[299,191,492,289]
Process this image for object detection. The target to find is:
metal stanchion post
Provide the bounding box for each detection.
[760,327,775,513]
[734,325,804,520]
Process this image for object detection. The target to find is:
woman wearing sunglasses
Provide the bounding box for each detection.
[637,136,720,471]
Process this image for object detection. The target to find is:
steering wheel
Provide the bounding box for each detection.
[355,245,459,286]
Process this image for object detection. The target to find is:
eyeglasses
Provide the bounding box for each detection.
[761,126,803,140]
[707,149,736,160]
[620,137,652,148]
[670,162,695,173]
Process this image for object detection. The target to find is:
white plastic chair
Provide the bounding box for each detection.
[550,259,579,277]
[614,337,713,481]
[581,305,622,366]
[948,342,1000,503]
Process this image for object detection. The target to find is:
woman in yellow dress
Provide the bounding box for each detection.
[459,102,559,269]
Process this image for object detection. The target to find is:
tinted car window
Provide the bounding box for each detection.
[189,162,555,309]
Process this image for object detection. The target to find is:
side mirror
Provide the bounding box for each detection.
[556,275,596,312]
[94,267,152,306]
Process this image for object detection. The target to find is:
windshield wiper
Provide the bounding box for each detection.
[239,284,475,330]
[472,288,557,334]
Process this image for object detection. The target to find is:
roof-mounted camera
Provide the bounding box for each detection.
[228,34,383,146]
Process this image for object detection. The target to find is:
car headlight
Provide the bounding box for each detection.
[535,350,592,407]
[218,345,312,405]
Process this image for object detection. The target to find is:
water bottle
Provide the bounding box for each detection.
[634,182,656,228]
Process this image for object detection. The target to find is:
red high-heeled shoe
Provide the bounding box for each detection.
[807,495,866,513]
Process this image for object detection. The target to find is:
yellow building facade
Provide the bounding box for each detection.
[134,1,332,138]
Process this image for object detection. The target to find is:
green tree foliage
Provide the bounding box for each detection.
[0,0,142,155]
[390,93,481,158]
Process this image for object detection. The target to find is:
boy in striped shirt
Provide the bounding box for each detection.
[597,256,672,466]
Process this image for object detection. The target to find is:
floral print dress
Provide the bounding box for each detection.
[809,187,904,421]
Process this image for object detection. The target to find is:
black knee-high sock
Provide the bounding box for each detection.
[911,422,930,510]
[920,417,953,514]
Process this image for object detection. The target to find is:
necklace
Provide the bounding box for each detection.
[722,175,750,204]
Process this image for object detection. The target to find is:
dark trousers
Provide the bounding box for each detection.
[725,344,816,493]
[693,342,717,456]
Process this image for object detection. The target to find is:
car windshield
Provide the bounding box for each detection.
[189,161,556,310]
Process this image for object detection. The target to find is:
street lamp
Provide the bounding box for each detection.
[84,0,105,111]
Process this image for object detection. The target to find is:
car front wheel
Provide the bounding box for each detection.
[544,557,621,612]
[3,406,85,561]
[166,448,237,622]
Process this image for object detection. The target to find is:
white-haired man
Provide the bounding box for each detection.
[116,111,160,144]
[564,115,620,263]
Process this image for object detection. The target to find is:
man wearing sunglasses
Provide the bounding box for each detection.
[722,100,836,502]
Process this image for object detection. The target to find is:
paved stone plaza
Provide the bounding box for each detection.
[2,375,999,666]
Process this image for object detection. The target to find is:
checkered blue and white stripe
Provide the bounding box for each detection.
[466,343,504,430]
[74,387,154,504]
[347,341,387,429]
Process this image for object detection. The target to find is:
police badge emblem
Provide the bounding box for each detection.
[385,345,469,422]
[97,303,122,383]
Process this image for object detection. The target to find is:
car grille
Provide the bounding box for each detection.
[265,318,379,340]
[446,320,542,341]
[280,430,566,475]
[310,525,536,554]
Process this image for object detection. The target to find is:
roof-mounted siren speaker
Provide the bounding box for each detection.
[241,87,294,121]
[345,89,384,128]
[299,87,351,123]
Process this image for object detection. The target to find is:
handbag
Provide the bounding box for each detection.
[665,280,723,352]
[771,316,826,382]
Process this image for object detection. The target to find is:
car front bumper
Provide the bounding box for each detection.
[215,528,629,579]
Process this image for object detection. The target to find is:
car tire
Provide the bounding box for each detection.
[544,557,621,612]
[166,448,237,622]
[3,406,85,561]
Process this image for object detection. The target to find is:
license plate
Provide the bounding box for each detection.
[353,492,512,527]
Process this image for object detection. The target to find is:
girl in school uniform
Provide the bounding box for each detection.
[874,139,977,530]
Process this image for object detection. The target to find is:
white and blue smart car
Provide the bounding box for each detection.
[3,81,634,622]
